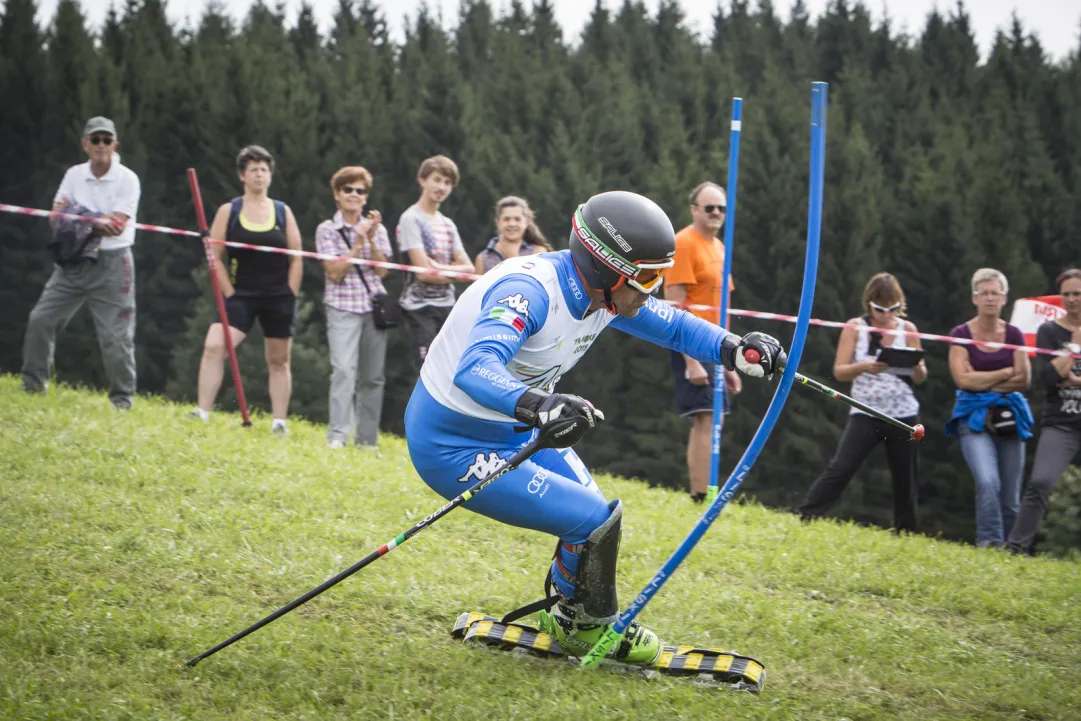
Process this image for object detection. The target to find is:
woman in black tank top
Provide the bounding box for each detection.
[186,145,303,435]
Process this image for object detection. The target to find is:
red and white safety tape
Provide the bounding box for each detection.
[3,202,1079,359]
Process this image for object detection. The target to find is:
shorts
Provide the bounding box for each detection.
[670,350,719,418]
[224,292,296,338]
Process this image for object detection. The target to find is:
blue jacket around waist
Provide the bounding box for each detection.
[945,390,1034,439]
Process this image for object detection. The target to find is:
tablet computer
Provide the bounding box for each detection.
[876,346,925,372]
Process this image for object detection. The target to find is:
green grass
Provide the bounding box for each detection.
[1,376,1079,720]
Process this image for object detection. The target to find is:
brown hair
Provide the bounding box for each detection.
[330,166,374,194]
[495,196,551,251]
[861,272,907,317]
[236,145,275,173]
[688,181,726,205]
[1056,268,1081,288]
[418,155,460,186]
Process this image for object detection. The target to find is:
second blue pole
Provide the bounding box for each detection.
[707,98,743,503]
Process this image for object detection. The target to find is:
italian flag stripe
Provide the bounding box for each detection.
[489,306,526,332]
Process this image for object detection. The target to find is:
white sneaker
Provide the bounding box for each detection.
[271,419,288,436]
[185,408,210,423]
[328,439,346,450]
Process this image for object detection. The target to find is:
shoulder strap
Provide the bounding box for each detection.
[274,200,287,231]
[227,197,243,235]
[338,227,372,292]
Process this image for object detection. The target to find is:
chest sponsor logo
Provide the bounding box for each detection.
[598,216,633,253]
[489,306,526,332]
[567,275,583,300]
[458,452,509,484]
[498,293,530,317]
[573,333,598,354]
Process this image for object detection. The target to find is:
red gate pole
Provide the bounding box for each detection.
[187,168,252,427]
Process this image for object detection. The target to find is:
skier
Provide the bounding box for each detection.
[404,190,786,664]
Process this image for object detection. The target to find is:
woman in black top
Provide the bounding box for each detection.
[187,145,303,435]
[1006,268,1081,553]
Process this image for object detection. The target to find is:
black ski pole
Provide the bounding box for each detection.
[184,436,543,667]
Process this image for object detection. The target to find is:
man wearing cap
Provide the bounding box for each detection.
[664,181,741,502]
[21,116,142,409]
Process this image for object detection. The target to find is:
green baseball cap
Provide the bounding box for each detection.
[82,116,117,140]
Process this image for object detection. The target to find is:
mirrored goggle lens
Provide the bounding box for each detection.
[627,269,666,294]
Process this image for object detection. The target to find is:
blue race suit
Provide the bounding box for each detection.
[405,250,732,600]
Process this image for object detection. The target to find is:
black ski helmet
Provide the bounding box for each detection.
[569,191,676,294]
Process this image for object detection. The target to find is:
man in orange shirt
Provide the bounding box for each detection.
[664,182,741,502]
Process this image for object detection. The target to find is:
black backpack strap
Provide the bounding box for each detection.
[274,200,287,231]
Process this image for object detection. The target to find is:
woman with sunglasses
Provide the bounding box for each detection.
[314,166,391,450]
[945,269,1033,548]
[1007,268,1081,554]
[403,191,785,666]
[799,272,927,532]
[474,196,552,275]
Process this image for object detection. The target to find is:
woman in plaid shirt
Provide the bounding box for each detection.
[315,166,392,450]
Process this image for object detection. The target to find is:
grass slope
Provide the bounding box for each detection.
[1,376,1079,720]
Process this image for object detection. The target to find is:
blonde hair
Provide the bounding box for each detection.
[971,268,1008,294]
[861,272,907,317]
[418,155,460,186]
[495,196,551,251]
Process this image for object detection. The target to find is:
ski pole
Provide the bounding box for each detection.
[581,81,829,669]
[744,348,926,441]
[184,435,546,667]
[708,97,744,503]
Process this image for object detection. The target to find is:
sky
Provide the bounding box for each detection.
[36,0,1081,62]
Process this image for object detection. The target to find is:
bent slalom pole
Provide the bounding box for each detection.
[708,97,744,503]
[184,435,547,667]
[582,81,829,668]
[187,168,252,427]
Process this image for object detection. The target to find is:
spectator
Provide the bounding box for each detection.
[186,145,302,435]
[799,272,928,532]
[314,166,391,451]
[946,269,1033,548]
[396,155,474,370]
[1007,268,1081,555]
[473,196,551,274]
[663,181,740,502]
[21,116,141,409]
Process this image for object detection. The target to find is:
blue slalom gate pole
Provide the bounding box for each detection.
[583,82,829,668]
[707,98,743,503]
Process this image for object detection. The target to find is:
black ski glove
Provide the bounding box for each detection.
[514,388,605,449]
[721,331,787,380]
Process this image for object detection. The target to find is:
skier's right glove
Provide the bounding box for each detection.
[721,331,787,380]
[514,388,605,449]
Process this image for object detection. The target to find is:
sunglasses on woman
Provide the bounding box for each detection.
[88,135,114,146]
[869,301,902,313]
[340,185,369,195]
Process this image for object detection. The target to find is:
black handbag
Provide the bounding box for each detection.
[338,227,402,330]
[986,405,1019,437]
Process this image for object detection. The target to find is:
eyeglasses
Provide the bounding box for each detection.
[340,185,369,195]
[694,203,726,214]
[88,135,114,146]
[571,205,674,295]
[870,301,902,313]
[973,290,1006,298]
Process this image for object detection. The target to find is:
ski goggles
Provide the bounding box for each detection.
[572,206,674,294]
[869,300,902,313]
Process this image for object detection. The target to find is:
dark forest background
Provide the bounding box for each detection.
[2,0,1079,549]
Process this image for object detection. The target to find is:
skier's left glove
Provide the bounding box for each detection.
[514,389,605,449]
[721,331,787,380]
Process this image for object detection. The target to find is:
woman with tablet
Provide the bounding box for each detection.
[799,272,927,532]
[946,269,1033,549]
[1007,268,1081,554]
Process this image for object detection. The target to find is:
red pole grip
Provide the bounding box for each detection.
[187,169,252,427]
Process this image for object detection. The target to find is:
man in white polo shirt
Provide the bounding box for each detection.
[21,116,142,409]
